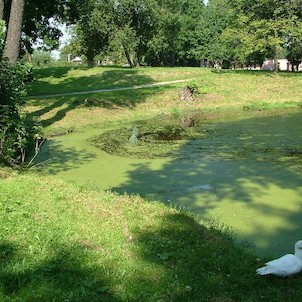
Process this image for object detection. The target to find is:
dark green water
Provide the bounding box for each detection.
[36,109,302,256]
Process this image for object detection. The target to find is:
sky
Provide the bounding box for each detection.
[51,23,71,59]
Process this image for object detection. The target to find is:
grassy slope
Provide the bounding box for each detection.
[1,172,302,302]
[25,66,302,136]
[1,67,302,301]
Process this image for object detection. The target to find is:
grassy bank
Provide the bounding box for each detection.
[25,66,302,135]
[1,171,302,302]
[1,67,302,301]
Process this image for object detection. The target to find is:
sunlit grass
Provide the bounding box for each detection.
[25,67,302,136]
[1,172,302,301]
[2,67,301,300]
[26,66,205,96]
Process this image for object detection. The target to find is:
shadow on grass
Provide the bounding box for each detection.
[28,84,172,129]
[0,241,119,302]
[131,212,302,302]
[28,66,156,97]
[26,66,178,129]
[32,66,72,79]
[1,214,301,302]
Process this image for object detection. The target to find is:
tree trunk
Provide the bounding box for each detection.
[295,63,299,72]
[122,44,134,68]
[3,0,25,63]
[87,59,94,68]
[273,28,279,72]
[0,0,4,20]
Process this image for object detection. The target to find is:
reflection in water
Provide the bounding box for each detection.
[36,110,302,255]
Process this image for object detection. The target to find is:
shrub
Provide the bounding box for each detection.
[0,58,42,166]
[31,50,54,67]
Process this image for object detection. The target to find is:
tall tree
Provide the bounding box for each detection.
[3,0,25,62]
[286,33,302,71]
[176,0,206,66]
[71,0,113,67]
[22,0,72,53]
[146,0,192,66]
[224,0,302,70]
[0,0,4,19]
[1,0,78,60]
[192,0,232,67]
[111,0,157,66]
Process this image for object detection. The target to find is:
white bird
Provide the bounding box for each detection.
[256,240,302,277]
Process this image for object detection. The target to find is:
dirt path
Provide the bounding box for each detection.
[28,79,192,98]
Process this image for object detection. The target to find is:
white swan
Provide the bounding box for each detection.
[256,240,302,277]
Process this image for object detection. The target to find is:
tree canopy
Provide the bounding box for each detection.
[0,0,301,69]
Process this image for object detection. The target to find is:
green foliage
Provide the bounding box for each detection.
[107,24,139,66]
[31,50,54,67]
[70,0,113,66]
[286,22,302,70]
[0,59,42,166]
[0,59,26,107]
[112,0,158,66]
[2,0,76,55]
[187,0,232,66]
[223,0,302,67]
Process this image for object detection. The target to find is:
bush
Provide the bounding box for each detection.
[0,58,42,166]
[31,50,54,67]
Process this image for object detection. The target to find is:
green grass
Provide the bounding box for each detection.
[26,66,203,96]
[1,66,302,300]
[25,66,302,135]
[2,172,302,302]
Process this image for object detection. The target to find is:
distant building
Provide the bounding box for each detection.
[71,56,83,64]
[262,59,302,71]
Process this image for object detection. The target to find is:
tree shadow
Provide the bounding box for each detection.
[0,241,119,302]
[112,110,302,255]
[2,214,301,302]
[26,67,176,129]
[130,212,302,301]
[34,139,97,174]
[32,66,73,79]
[28,84,172,129]
[27,66,157,97]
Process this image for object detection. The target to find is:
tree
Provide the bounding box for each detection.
[146,0,201,66]
[145,5,181,66]
[31,50,54,67]
[3,0,25,63]
[0,0,4,19]
[176,0,206,66]
[192,0,232,67]
[1,0,42,166]
[286,35,302,71]
[224,0,302,70]
[71,0,113,67]
[1,0,78,60]
[21,0,72,54]
[111,0,157,66]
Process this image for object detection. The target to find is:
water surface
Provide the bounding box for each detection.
[36,110,302,256]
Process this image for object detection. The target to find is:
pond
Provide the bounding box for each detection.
[35,109,302,256]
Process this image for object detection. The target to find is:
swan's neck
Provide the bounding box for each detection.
[294,249,302,260]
